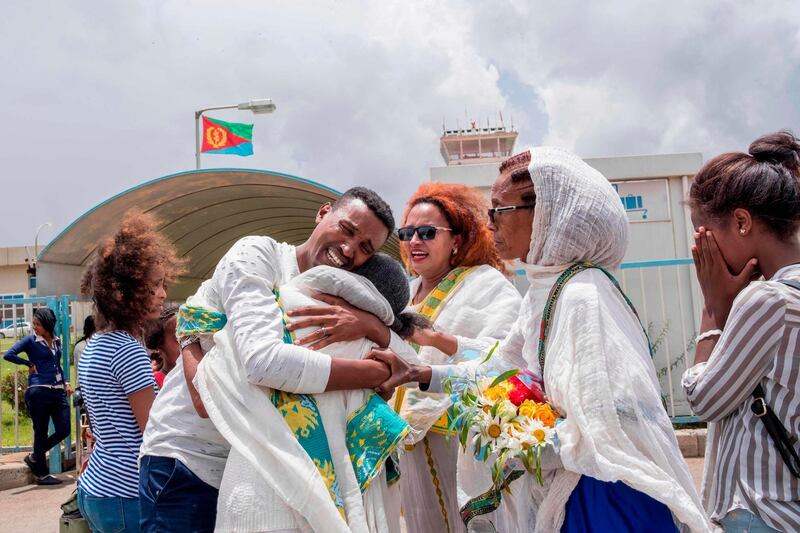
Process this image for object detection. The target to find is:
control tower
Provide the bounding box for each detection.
[439,120,518,166]
[430,117,518,193]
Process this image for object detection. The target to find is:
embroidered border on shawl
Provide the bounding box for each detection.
[394,266,477,436]
[273,289,347,520]
[176,305,227,336]
[537,262,652,381]
[346,392,410,491]
[459,469,525,528]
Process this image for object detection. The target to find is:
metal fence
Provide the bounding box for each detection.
[618,259,702,422]
[514,258,702,422]
[1,258,701,464]
[0,295,80,473]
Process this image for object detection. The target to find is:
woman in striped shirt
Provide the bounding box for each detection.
[77,213,183,533]
[683,131,800,532]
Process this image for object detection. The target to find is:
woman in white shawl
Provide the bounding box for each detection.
[392,182,522,533]
[370,148,713,532]
[189,254,424,533]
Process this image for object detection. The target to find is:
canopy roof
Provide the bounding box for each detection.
[37,169,400,299]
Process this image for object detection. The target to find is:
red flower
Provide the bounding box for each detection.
[507,370,546,406]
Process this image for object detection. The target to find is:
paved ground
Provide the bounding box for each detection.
[0,459,706,532]
[0,470,77,533]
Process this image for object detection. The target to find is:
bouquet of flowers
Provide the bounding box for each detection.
[443,346,560,486]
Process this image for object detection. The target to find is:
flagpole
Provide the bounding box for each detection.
[195,110,203,169]
[194,99,276,170]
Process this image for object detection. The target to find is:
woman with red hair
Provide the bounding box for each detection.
[394,182,522,533]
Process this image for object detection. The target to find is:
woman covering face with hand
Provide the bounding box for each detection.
[683,131,800,533]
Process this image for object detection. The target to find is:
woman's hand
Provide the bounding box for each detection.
[66,383,73,396]
[407,326,437,347]
[28,364,37,375]
[406,327,458,356]
[691,227,758,328]
[366,347,432,394]
[287,293,390,350]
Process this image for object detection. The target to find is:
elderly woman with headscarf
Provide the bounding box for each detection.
[370,148,713,533]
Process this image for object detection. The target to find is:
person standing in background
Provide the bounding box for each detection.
[73,315,95,365]
[4,307,71,485]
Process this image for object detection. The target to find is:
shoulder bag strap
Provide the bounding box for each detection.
[752,384,800,478]
[749,279,800,478]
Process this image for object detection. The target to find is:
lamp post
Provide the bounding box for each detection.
[195,98,276,169]
[34,222,53,263]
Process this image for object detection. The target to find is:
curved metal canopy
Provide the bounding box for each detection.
[37,169,400,299]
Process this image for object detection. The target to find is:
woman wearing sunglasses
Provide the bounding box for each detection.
[393,182,522,533]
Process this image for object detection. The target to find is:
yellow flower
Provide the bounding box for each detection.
[518,399,538,418]
[533,404,558,428]
[487,422,502,439]
[532,428,547,443]
[483,381,513,402]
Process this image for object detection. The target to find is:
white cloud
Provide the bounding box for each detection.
[1,0,799,247]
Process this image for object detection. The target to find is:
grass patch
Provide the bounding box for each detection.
[1,400,32,448]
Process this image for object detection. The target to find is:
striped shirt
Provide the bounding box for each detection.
[683,263,800,532]
[77,330,155,498]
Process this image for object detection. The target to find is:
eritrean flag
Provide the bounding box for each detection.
[201,116,254,156]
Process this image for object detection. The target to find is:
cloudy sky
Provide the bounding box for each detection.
[2,1,799,247]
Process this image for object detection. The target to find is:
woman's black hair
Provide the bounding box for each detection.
[690,130,800,239]
[354,253,431,338]
[75,315,96,346]
[33,307,57,337]
[145,305,179,351]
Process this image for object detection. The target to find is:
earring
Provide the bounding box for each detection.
[452,248,458,256]
[740,229,746,235]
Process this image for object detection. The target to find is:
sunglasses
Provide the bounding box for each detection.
[488,204,536,224]
[397,225,453,241]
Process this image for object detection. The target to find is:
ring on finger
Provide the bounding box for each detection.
[319,326,328,338]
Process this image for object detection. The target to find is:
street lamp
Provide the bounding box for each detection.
[195,98,276,169]
[34,222,53,263]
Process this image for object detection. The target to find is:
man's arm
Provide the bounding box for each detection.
[182,343,209,418]
[326,358,390,391]
[213,237,392,393]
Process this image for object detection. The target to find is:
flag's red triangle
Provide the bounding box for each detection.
[202,116,252,152]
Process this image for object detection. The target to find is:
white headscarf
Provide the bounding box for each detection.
[510,147,713,532]
[523,146,628,274]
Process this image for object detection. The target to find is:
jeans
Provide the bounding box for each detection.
[139,455,219,533]
[721,509,781,532]
[77,487,141,533]
[25,386,70,476]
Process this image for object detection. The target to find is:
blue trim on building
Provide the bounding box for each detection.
[620,258,694,269]
[515,258,694,276]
